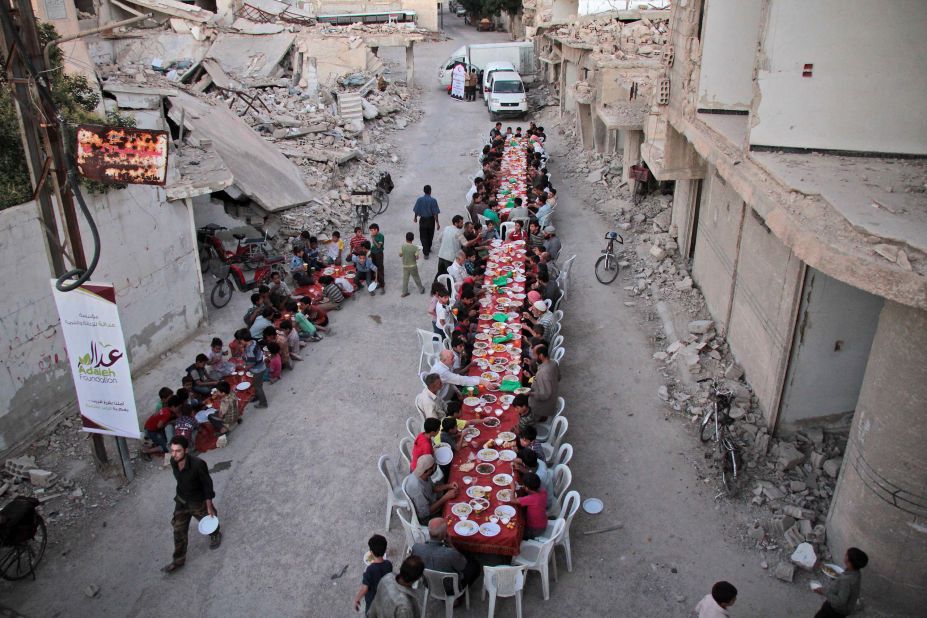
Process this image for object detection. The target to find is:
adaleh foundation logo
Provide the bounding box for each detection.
[77,341,124,383]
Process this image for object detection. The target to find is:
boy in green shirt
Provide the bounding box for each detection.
[399,232,425,297]
[368,223,386,295]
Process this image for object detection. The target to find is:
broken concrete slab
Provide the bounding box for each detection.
[205,33,296,82]
[168,92,314,211]
[102,84,180,109]
[29,469,56,488]
[687,319,714,335]
[120,0,214,22]
[790,542,817,570]
[823,457,843,478]
[231,17,286,35]
[774,562,795,583]
[778,443,805,471]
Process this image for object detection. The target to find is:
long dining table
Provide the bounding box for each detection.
[442,238,530,556]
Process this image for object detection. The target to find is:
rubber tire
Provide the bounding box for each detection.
[199,245,211,273]
[699,409,716,442]
[594,254,620,284]
[210,278,234,308]
[0,516,46,581]
[373,190,389,216]
[722,447,741,496]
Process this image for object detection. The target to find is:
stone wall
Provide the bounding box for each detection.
[0,188,204,452]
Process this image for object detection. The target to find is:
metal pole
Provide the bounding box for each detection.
[115,437,134,482]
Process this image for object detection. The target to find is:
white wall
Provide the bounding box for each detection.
[697,0,763,111]
[0,188,204,452]
[751,0,927,154]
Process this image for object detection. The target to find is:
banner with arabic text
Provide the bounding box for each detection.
[51,281,141,439]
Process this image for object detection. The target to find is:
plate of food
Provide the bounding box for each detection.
[454,520,479,536]
[466,485,492,499]
[497,450,517,462]
[494,505,517,519]
[463,396,482,407]
[497,431,516,442]
[459,461,475,472]
[479,314,494,321]
[478,448,499,462]
[473,349,488,357]
[474,341,490,349]
[491,344,508,353]
[463,427,480,439]
[482,417,501,428]
[475,333,491,340]
[493,473,513,486]
[499,395,515,405]
[821,563,845,579]
[481,371,500,381]
[236,382,252,391]
[481,394,498,404]
[479,522,501,537]
[452,503,473,518]
[475,462,495,475]
[514,387,531,395]
[496,488,515,502]
[487,383,500,392]
[469,497,490,512]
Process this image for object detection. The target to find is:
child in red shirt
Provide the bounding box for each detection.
[515,472,549,539]
[266,341,282,383]
[507,220,526,242]
[410,417,440,472]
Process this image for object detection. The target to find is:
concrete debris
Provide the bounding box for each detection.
[28,469,56,488]
[774,562,795,583]
[823,457,843,478]
[687,320,714,335]
[4,455,37,480]
[777,443,805,471]
[84,584,101,598]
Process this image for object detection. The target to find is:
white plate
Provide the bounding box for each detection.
[479,522,501,537]
[496,488,515,502]
[481,394,498,404]
[494,505,516,519]
[435,445,454,465]
[583,498,604,514]
[454,520,479,536]
[198,515,219,535]
[367,281,378,292]
[497,432,516,442]
[498,450,517,462]
[478,449,499,462]
[236,381,252,391]
[466,485,492,499]
[482,418,501,428]
[463,397,482,407]
[499,395,515,405]
[452,503,472,518]
[493,473,513,486]
[821,563,845,579]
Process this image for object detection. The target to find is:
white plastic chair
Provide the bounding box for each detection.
[547,465,572,517]
[561,254,576,278]
[396,506,428,556]
[436,273,457,303]
[540,416,569,464]
[500,221,514,241]
[406,417,422,441]
[417,329,444,371]
[551,347,565,364]
[482,565,526,618]
[539,491,580,572]
[549,335,563,354]
[512,519,564,600]
[419,371,429,390]
[552,293,564,313]
[555,271,568,297]
[553,309,563,323]
[535,397,566,441]
[422,568,469,617]
[399,436,413,471]
[544,298,552,309]
[549,443,573,469]
[421,349,439,374]
[415,396,428,421]
[377,455,410,531]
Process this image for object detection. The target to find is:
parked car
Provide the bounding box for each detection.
[482,61,517,103]
[455,6,467,17]
[487,70,527,119]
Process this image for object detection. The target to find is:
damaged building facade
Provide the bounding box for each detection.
[638,1,927,611]
[534,9,669,186]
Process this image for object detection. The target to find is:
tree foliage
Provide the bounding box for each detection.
[460,0,521,18]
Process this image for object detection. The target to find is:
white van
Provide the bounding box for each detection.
[487,70,527,119]
[482,61,517,104]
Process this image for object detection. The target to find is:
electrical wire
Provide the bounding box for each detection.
[1,6,102,292]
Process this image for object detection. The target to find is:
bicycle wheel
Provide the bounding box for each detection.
[594,253,620,284]
[198,244,211,274]
[355,204,369,230]
[210,277,234,309]
[699,406,716,442]
[0,516,46,581]
[721,441,741,496]
[373,189,389,216]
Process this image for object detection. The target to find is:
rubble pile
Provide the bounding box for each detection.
[2,417,129,532]
[549,13,669,59]
[546,106,848,582]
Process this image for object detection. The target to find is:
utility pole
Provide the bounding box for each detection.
[0,0,108,464]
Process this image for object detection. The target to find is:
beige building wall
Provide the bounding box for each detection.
[697,0,762,111]
[31,0,98,84]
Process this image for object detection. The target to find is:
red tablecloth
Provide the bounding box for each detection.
[494,139,529,220]
[196,360,254,452]
[293,264,355,301]
[443,240,529,556]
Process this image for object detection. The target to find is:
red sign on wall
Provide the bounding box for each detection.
[76,125,169,186]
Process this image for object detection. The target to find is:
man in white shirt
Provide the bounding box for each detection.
[436,215,465,277]
[430,350,487,401]
[695,581,737,618]
[447,251,467,290]
[415,373,447,419]
[465,177,482,208]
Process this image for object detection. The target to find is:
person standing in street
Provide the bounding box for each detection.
[369,223,386,295]
[412,185,440,259]
[399,232,425,297]
[436,215,465,278]
[367,555,424,618]
[813,548,868,617]
[162,435,221,573]
[695,581,737,617]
